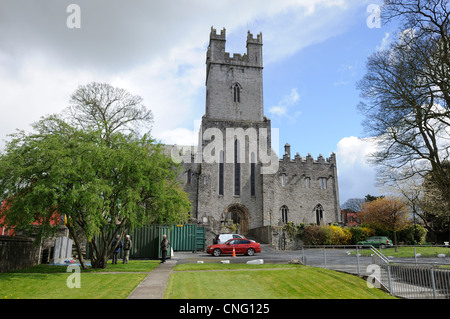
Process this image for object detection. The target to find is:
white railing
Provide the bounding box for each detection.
[300,245,450,299]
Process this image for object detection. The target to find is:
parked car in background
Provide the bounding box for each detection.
[214,233,246,244]
[357,236,393,248]
[207,238,261,257]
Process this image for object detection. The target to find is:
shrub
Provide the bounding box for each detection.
[283,222,306,240]
[349,226,375,244]
[302,225,378,245]
[303,225,331,245]
[392,224,427,244]
[322,225,352,245]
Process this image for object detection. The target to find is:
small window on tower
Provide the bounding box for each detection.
[233,84,241,103]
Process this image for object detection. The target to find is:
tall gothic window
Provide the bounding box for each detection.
[305,177,311,189]
[315,204,324,225]
[250,153,256,196]
[219,150,224,195]
[186,169,191,184]
[319,177,327,189]
[234,140,240,196]
[281,205,289,224]
[233,84,241,103]
[281,173,287,187]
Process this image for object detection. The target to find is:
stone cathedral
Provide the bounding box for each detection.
[170,27,340,247]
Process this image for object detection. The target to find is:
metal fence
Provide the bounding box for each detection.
[299,245,450,299]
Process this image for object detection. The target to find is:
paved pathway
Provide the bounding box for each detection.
[127,260,177,299]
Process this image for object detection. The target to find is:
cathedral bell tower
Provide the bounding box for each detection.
[205,27,264,122]
[196,27,269,235]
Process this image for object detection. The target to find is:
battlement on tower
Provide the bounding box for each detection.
[281,143,336,165]
[207,26,262,68]
[247,30,263,44]
[210,27,226,40]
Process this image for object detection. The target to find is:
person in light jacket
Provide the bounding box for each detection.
[123,235,132,264]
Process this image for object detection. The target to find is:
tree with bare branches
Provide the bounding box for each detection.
[358,0,450,213]
[68,82,153,144]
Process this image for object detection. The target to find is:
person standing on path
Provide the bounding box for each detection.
[160,234,170,263]
[123,235,132,264]
[111,235,123,264]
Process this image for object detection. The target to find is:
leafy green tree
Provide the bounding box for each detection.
[0,83,191,269]
[0,116,190,268]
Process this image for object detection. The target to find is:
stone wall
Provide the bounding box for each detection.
[248,225,303,250]
[263,152,340,227]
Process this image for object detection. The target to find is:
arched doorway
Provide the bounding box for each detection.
[223,204,250,235]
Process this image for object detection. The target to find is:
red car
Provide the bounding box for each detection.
[207,238,261,257]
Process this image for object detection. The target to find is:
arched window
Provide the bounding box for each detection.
[250,152,256,196]
[280,173,287,187]
[319,177,327,189]
[218,150,224,195]
[315,204,324,225]
[234,140,240,196]
[233,83,241,103]
[186,169,191,184]
[281,205,289,224]
[305,177,311,189]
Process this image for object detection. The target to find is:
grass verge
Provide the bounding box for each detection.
[165,263,396,299]
[0,260,160,299]
[355,246,449,258]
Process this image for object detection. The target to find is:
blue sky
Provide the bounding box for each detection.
[0,0,399,205]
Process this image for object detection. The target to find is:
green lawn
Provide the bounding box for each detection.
[355,246,449,258]
[1,260,398,299]
[0,260,160,299]
[164,263,396,299]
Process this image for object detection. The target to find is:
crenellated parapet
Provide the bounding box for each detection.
[210,26,226,40]
[207,26,262,68]
[281,143,336,165]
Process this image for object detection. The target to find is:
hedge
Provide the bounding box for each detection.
[295,223,427,245]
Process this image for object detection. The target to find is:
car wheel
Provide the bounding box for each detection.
[247,248,255,256]
[380,244,386,249]
[213,248,221,257]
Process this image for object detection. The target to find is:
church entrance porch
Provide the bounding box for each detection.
[222,204,250,235]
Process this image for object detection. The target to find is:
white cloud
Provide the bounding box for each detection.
[269,106,288,116]
[336,136,384,204]
[376,32,391,51]
[155,128,198,146]
[269,88,301,121]
[0,0,367,148]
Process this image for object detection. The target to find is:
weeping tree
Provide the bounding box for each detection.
[0,83,191,268]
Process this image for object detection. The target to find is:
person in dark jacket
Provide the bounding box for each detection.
[160,234,170,263]
[111,235,123,264]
